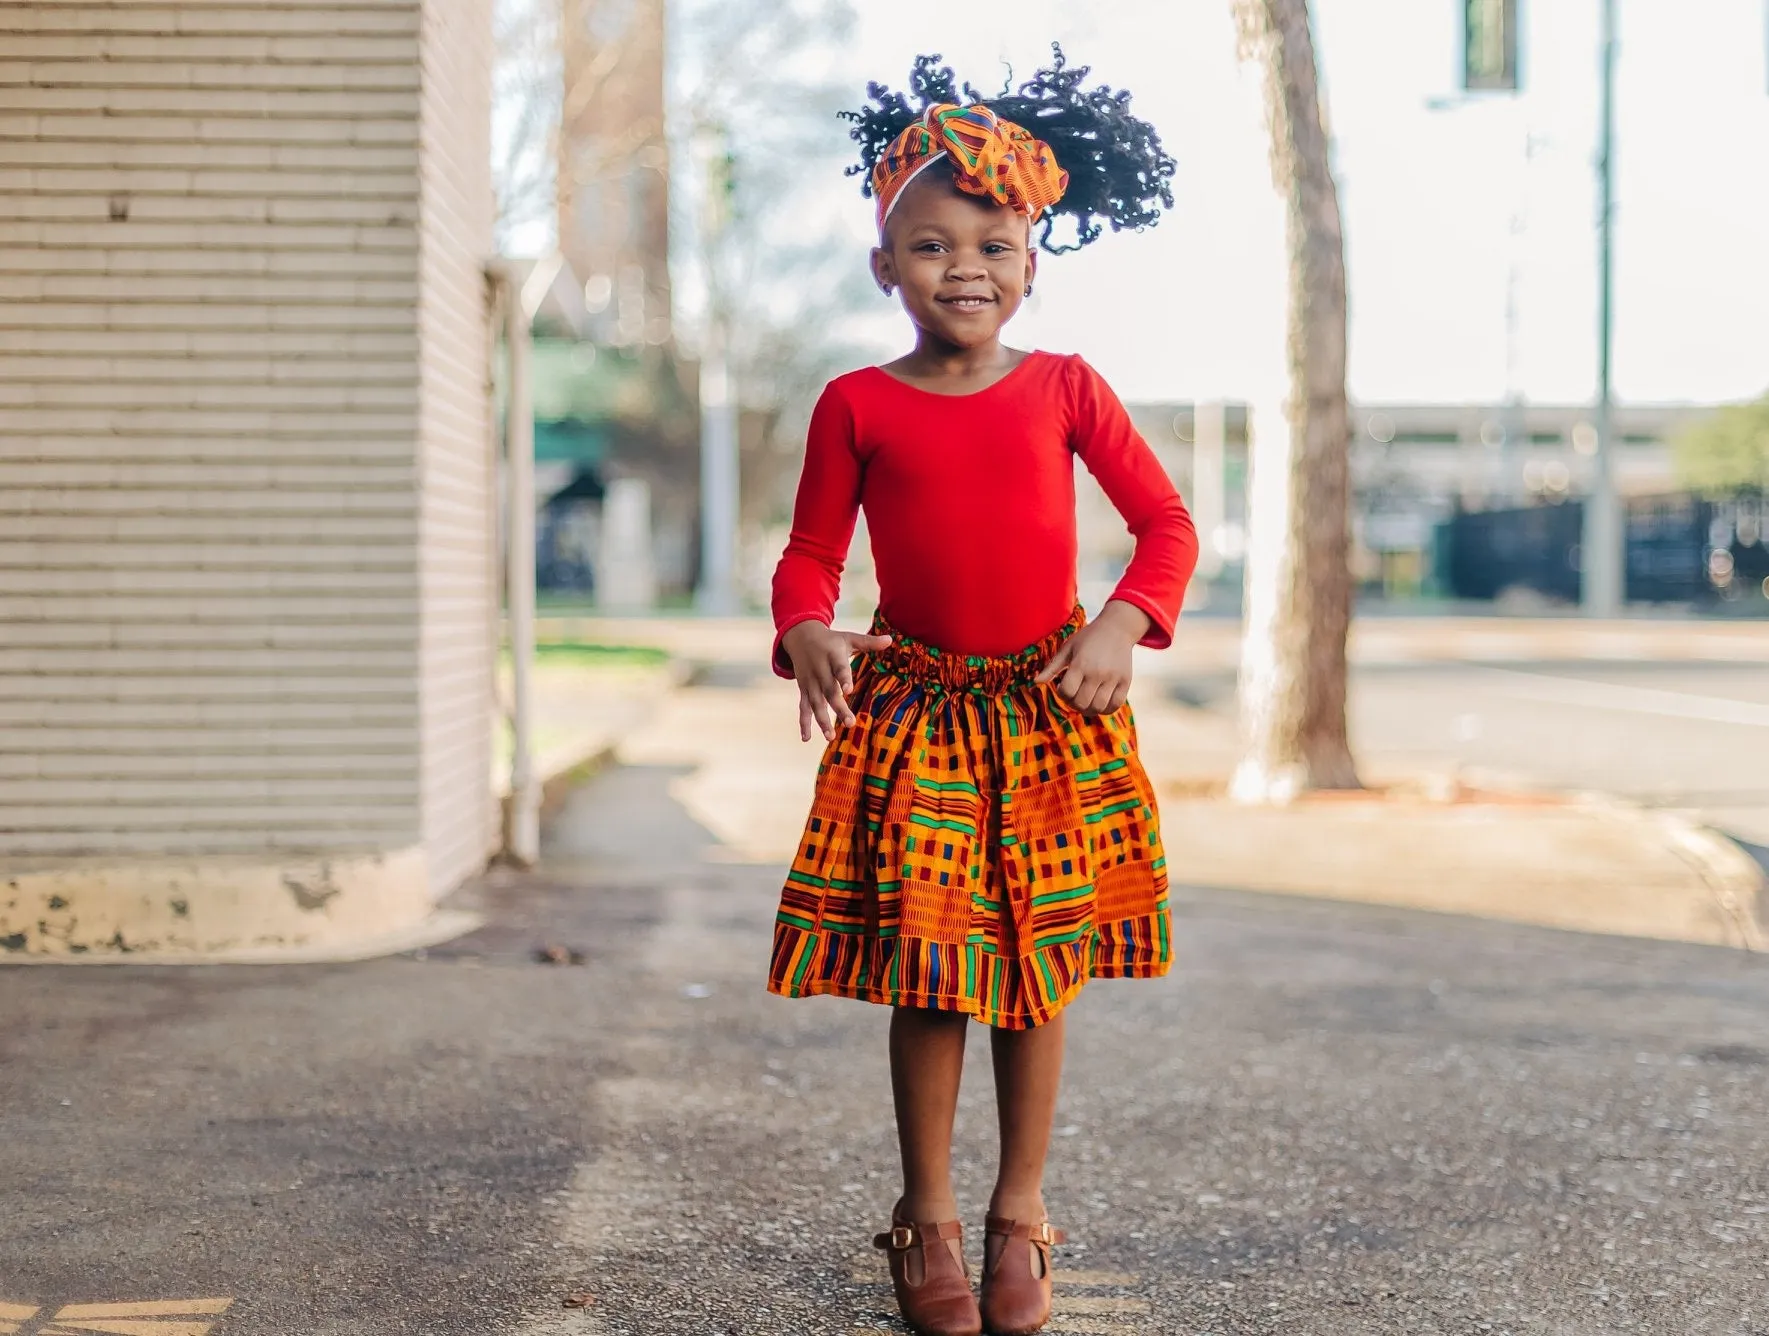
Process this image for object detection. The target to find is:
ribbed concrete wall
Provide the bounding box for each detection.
[415,0,496,893]
[0,1,495,894]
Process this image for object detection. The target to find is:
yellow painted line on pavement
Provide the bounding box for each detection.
[854,1319,1140,1335]
[29,1299,234,1336]
[0,1303,40,1322]
[1054,1295,1153,1316]
[53,1303,233,1320]
[44,1323,219,1336]
[849,1271,1140,1290]
[1053,1270,1140,1287]
[848,1267,1148,1333]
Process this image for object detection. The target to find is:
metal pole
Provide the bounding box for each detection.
[694,126,741,616]
[1192,401,1228,584]
[696,318,740,615]
[502,271,540,865]
[1583,0,1622,616]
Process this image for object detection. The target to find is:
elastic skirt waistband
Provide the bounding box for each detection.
[867,605,1084,695]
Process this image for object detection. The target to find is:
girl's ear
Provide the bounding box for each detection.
[1025,247,1038,291]
[870,246,896,294]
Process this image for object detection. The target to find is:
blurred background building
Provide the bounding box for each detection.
[1086,399,1756,614]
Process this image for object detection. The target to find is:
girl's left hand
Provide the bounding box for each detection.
[1034,600,1152,716]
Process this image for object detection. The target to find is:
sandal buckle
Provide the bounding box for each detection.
[889,1224,916,1250]
[1031,1222,1055,1246]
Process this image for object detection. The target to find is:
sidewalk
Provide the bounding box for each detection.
[611,659,1768,954]
[546,611,1769,674]
[494,655,686,811]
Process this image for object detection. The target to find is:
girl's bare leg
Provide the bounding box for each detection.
[889,1006,972,1280]
[987,1011,1066,1226]
[890,1005,971,1223]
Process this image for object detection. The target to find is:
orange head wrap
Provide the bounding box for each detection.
[871,103,1070,235]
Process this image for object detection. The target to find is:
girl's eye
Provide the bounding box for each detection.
[983,244,1010,256]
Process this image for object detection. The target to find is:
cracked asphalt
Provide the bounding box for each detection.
[5,756,1769,1335]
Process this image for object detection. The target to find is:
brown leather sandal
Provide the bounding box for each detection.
[873,1216,983,1336]
[978,1216,1067,1336]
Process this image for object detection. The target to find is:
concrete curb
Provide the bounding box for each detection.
[0,848,466,964]
[1647,808,1769,951]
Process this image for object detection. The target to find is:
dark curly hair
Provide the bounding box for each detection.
[842,46,1177,254]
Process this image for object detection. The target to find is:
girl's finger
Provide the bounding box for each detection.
[1034,641,1075,684]
[1105,682,1130,715]
[827,678,856,728]
[847,632,893,652]
[797,687,817,743]
[810,692,836,740]
[1058,666,1090,705]
[827,652,858,724]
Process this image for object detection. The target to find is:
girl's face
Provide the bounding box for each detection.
[871,169,1037,351]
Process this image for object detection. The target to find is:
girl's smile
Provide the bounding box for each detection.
[870,163,1036,358]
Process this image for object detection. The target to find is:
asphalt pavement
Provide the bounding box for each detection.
[7,726,1769,1335]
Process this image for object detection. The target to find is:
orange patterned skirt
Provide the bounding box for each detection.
[767,607,1171,1029]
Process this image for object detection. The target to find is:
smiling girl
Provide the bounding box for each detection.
[766,52,1197,1336]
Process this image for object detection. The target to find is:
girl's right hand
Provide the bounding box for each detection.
[781,621,892,742]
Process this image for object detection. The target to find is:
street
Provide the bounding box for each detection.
[1206,658,1769,860]
[5,654,1769,1336]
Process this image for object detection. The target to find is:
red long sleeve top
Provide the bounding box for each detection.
[771,351,1199,674]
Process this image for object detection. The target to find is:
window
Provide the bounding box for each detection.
[1465,0,1520,92]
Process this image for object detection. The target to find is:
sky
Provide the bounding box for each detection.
[839,0,1769,407]
[510,0,1769,408]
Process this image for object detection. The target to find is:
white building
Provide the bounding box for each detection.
[1,0,500,956]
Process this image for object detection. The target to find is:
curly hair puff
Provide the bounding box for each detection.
[841,45,1177,254]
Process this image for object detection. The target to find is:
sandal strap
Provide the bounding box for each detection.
[874,1218,965,1251]
[983,1215,1067,1247]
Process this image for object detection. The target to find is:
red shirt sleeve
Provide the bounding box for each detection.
[1065,356,1199,649]
[770,381,862,676]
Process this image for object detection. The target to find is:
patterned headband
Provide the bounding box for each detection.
[872,103,1070,234]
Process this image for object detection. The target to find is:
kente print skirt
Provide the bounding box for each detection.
[767,606,1171,1029]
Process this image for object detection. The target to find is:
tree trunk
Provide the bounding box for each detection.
[1229,0,1359,802]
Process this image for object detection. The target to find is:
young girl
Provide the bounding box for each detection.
[767,52,1197,1336]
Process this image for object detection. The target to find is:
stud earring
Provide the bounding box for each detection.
[881,283,894,296]
[1024,284,1034,298]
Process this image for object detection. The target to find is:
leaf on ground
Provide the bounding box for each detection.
[533,943,587,966]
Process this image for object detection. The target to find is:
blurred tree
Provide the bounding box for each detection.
[1229,0,1360,800]
[491,0,876,577]
[492,0,561,253]
[1674,395,1769,498]
[668,0,878,541]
